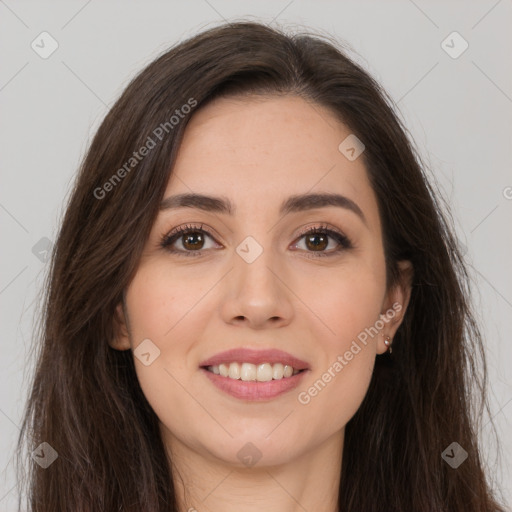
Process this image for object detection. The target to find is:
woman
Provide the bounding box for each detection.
[16,21,505,511]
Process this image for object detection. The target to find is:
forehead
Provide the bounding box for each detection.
[165,95,378,226]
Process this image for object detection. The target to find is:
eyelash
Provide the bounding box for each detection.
[160,223,353,258]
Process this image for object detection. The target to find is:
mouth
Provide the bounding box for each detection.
[199,348,310,401]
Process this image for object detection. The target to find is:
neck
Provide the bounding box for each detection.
[164,429,344,512]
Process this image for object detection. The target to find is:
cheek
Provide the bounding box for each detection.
[294,255,386,348]
[125,261,214,341]
[294,298,378,443]
[122,264,209,412]
[296,347,375,447]
[291,259,384,428]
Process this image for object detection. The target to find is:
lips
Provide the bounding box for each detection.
[199,348,311,401]
[201,367,308,401]
[199,348,310,371]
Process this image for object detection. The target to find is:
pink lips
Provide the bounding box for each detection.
[201,368,308,401]
[199,348,310,401]
[199,348,310,370]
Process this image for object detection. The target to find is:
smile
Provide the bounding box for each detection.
[206,362,303,381]
[199,348,310,401]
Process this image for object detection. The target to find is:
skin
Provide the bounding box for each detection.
[110,95,413,512]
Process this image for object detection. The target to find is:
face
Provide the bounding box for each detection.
[111,95,411,468]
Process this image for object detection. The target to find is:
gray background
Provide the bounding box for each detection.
[1,1,511,509]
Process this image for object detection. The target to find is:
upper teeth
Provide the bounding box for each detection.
[208,362,300,381]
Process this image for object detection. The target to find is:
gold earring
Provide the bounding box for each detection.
[383,334,392,354]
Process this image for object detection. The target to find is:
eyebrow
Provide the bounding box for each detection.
[160,192,367,225]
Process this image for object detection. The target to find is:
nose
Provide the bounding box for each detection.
[220,247,294,329]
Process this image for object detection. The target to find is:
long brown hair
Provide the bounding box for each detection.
[16,21,505,511]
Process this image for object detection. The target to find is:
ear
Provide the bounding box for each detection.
[109,301,132,351]
[377,260,413,354]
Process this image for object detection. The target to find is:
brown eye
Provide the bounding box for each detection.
[293,225,353,257]
[161,224,218,256]
[304,232,329,251]
[181,231,205,251]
